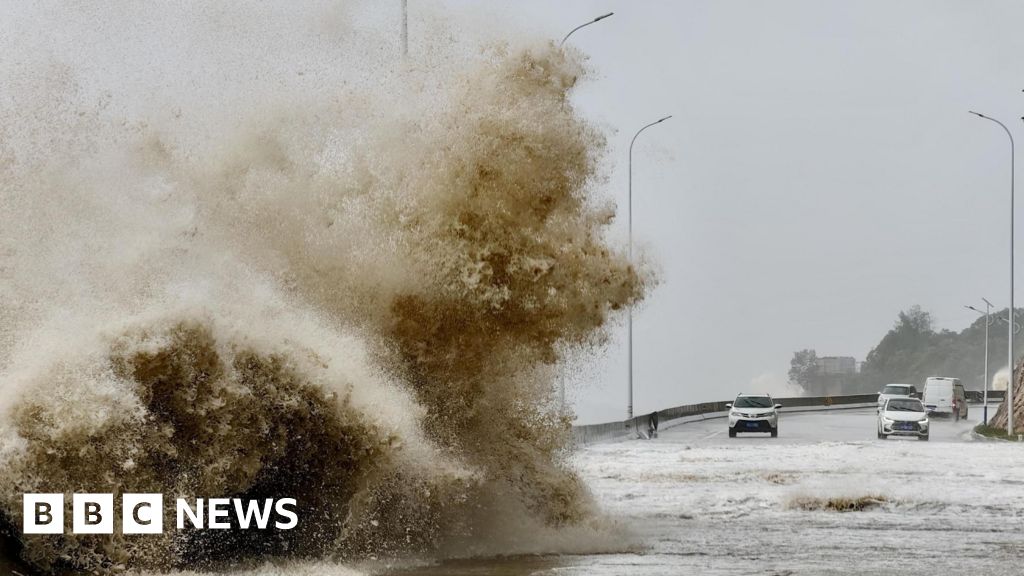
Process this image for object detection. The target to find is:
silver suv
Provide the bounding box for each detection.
[727,394,781,437]
[876,383,918,411]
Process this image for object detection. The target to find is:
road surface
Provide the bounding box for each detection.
[392,405,1024,576]
[3,407,1020,576]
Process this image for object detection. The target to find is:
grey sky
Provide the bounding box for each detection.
[436,1,1024,423]
[8,1,1022,425]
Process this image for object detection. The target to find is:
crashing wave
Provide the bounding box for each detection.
[0,2,649,572]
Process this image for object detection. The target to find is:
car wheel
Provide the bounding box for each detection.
[964,407,968,419]
[728,428,736,438]
[919,434,929,441]
[879,432,888,440]
[770,427,778,438]
[954,409,960,422]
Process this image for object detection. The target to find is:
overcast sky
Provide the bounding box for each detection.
[9,1,1022,425]
[434,1,1024,423]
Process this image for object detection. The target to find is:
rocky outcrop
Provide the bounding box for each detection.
[987,360,1024,433]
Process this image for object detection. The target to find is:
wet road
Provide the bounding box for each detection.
[391,405,1024,576]
[4,407,1020,576]
[664,404,981,445]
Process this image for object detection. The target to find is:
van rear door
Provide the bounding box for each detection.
[924,378,953,413]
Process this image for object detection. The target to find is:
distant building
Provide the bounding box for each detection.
[817,356,857,375]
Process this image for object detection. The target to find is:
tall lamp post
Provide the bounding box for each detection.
[966,298,994,424]
[970,111,1015,435]
[560,12,614,47]
[554,13,614,413]
[627,115,672,422]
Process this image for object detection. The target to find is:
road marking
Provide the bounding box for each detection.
[701,430,722,440]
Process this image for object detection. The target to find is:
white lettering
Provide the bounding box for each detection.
[177,498,204,529]
[274,498,298,530]
[207,498,231,529]
[233,498,273,529]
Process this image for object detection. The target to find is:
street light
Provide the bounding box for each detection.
[627,115,672,423]
[966,298,994,424]
[996,314,1022,334]
[560,12,614,47]
[555,12,613,414]
[970,111,1015,435]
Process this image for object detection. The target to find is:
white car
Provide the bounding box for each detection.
[876,383,918,411]
[727,394,781,437]
[877,397,930,441]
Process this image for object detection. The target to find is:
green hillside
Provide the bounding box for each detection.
[790,305,1024,395]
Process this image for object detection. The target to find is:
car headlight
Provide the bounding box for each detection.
[730,410,739,417]
[881,417,894,424]
[919,419,929,427]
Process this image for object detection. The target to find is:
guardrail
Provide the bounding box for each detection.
[571,390,1004,445]
[966,389,1005,403]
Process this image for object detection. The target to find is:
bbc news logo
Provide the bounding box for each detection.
[23,494,298,534]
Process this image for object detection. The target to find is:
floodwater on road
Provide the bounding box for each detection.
[4,407,1021,576]
[391,405,1024,576]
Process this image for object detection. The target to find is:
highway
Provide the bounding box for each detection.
[662,404,981,444]
[393,405,1024,576]
[4,407,1019,576]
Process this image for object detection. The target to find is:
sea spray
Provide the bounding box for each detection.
[0,2,649,572]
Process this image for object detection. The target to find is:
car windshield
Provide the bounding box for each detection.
[734,396,773,408]
[882,385,911,395]
[886,399,924,412]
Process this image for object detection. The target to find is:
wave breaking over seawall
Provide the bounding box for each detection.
[0,2,649,573]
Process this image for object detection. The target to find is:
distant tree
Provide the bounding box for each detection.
[790,305,1024,396]
[860,305,935,385]
[788,349,819,392]
[859,305,1024,392]
[898,305,933,333]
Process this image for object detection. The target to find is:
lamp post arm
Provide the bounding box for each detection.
[971,110,1015,434]
[628,116,672,258]
[560,12,614,47]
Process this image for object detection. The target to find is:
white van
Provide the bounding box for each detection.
[922,377,967,420]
